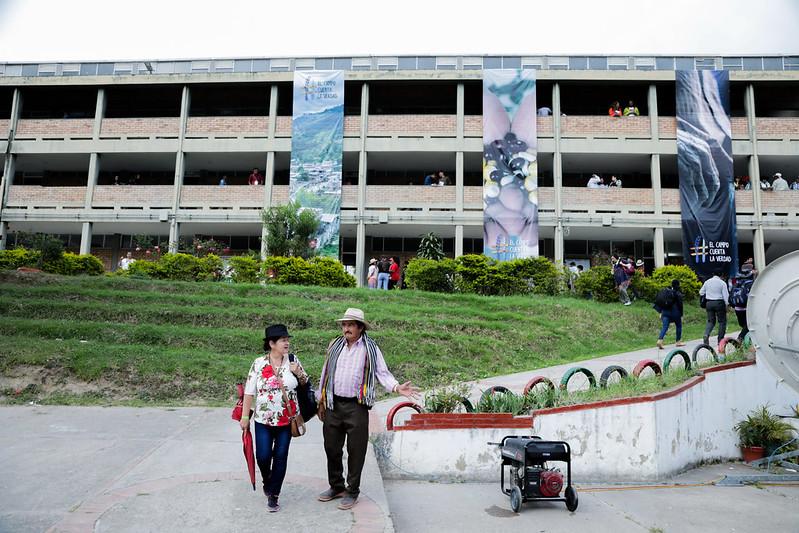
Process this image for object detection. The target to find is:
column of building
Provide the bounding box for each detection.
[167,86,190,253]
[745,84,767,270]
[261,84,279,259]
[354,83,369,286]
[648,83,666,268]
[0,88,22,250]
[78,88,106,255]
[552,82,564,264]
[455,82,465,257]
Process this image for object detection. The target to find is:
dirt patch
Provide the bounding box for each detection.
[0,364,130,400]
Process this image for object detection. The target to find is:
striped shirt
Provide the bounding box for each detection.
[700,276,729,304]
[317,336,399,400]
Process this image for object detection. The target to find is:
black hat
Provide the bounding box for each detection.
[264,324,291,339]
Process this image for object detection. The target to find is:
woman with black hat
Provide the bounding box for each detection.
[240,324,309,512]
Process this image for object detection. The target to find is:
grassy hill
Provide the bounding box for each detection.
[0,271,711,405]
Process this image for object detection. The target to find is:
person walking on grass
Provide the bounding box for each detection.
[316,308,419,510]
[699,269,729,346]
[611,255,632,306]
[240,324,309,512]
[654,280,686,349]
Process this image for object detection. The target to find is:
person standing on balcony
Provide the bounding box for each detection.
[249,168,264,186]
[537,106,552,116]
[771,172,789,191]
[608,101,622,117]
[219,176,227,187]
[437,171,450,186]
[423,173,436,186]
[610,175,623,188]
[791,177,799,190]
[623,100,640,116]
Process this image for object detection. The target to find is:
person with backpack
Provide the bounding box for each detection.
[376,256,390,290]
[655,280,685,349]
[611,255,632,306]
[730,263,755,341]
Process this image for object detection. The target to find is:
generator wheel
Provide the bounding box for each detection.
[510,485,523,513]
[565,486,578,512]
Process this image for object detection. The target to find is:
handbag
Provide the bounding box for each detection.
[699,294,707,309]
[296,379,318,422]
[277,372,306,438]
[231,383,251,422]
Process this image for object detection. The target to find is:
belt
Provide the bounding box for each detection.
[333,395,358,403]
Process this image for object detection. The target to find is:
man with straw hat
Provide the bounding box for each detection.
[317,308,419,510]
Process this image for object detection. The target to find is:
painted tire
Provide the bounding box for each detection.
[663,349,691,371]
[742,332,753,350]
[632,359,663,378]
[479,386,512,404]
[559,367,597,391]
[718,337,741,355]
[458,396,475,413]
[599,365,629,388]
[691,343,720,364]
[523,376,555,395]
[385,401,423,431]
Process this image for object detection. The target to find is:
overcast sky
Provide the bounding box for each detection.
[0,0,797,63]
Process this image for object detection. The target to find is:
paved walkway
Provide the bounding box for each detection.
[0,406,393,533]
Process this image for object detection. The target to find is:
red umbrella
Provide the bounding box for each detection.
[242,426,256,491]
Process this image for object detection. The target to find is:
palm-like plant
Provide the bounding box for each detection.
[417,232,444,261]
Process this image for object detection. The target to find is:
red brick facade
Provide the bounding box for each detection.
[562,116,651,137]
[186,117,269,135]
[7,185,86,207]
[92,185,174,207]
[100,118,180,136]
[16,118,94,136]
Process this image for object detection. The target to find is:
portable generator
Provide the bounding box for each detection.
[489,435,578,513]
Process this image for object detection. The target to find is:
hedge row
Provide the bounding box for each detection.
[575,264,701,303]
[404,255,564,296]
[0,248,104,276]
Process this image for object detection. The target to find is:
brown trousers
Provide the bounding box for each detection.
[323,397,370,496]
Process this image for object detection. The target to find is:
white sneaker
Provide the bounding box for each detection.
[624,301,632,306]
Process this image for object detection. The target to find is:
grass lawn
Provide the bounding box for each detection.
[0,270,712,405]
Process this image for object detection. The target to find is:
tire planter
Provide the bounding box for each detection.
[479,385,512,404]
[386,401,424,431]
[523,376,556,395]
[663,349,691,371]
[559,367,597,391]
[599,365,629,388]
[631,359,663,378]
[691,343,719,364]
[717,337,741,356]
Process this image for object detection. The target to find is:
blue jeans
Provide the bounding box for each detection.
[658,314,682,341]
[377,272,389,290]
[254,422,292,496]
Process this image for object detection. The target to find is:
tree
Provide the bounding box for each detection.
[16,232,64,269]
[261,201,321,259]
[417,232,444,261]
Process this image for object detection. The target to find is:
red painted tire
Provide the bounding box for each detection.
[599,365,629,388]
[692,343,719,364]
[717,338,740,356]
[523,376,555,395]
[632,359,663,378]
[386,401,423,431]
[663,349,691,371]
[559,367,597,391]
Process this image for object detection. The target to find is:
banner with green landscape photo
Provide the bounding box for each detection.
[289,71,344,257]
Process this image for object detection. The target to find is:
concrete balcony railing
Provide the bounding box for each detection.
[15,119,94,139]
[6,185,86,208]
[658,117,751,140]
[92,185,173,208]
[99,118,180,138]
[761,191,799,215]
[366,185,455,210]
[269,185,358,208]
[561,187,656,213]
[185,117,269,137]
[561,116,651,139]
[367,115,456,137]
[180,185,265,209]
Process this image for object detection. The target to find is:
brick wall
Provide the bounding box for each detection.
[755,118,799,139]
[344,116,360,135]
[6,185,86,207]
[275,117,292,136]
[464,186,482,206]
[341,185,357,207]
[100,118,180,136]
[366,185,455,206]
[562,116,651,137]
[271,185,289,204]
[761,190,799,213]
[562,187,655,210]
[92,185,173,207]
[658,117,750,139]
[180,185,265,208]
[662,188,760,213]
[0,119,9,138]
[186,116,268,135]
[368,115,456,135]
[16,119,94,136]
[465,116,553,137]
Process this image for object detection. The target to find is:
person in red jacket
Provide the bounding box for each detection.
[388,256,401,290]
[608,101,622,117]
[249,167,264,186]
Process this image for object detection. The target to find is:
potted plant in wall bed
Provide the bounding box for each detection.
[734,405,796,463]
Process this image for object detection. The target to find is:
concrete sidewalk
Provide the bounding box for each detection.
[0,406,393,533]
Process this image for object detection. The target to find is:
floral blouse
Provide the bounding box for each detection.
[244,355,307,427]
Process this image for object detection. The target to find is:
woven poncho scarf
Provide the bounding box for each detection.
[320,333,379,410]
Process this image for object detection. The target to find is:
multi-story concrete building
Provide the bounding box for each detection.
[0,55,797,284]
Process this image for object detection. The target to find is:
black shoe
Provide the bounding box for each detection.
[267,495,280,512]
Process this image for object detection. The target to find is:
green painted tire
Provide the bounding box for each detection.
[560,367,597,391]
[663,349,691,371]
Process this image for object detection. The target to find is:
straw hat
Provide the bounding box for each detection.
[336,308,371,330]
[369,258,377,264]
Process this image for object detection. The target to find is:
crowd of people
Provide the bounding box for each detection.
[608,100,640,117]
[367,256,402,290]
[610,255,646,306]
[423,171,451,186]
[587,174,623,188]
[738,172,799,191]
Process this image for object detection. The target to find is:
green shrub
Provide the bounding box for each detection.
[650,265,701,302]
[121,253,222,282]
[424,383,471,413]
[453,255,519,296]
[574,266,618,303]
[476,390,531,415]
[43,252,104,276]
[630,271,660,301]
[262,256,355,288]
[502,257,563,295]
[404,258,457,293]
[0,248,40,270]
[229,256,261,284]
[308,257,356,288]
[125,259,163,279]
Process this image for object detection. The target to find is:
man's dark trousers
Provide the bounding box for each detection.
[323,396,370,496]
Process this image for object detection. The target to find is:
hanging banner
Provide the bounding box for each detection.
[482,70,538,260]
[676,70,738,278]
[289,70,344,258]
